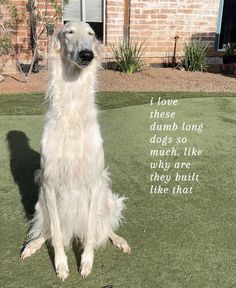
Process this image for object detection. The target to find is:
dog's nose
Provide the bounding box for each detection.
[78,49,94,63]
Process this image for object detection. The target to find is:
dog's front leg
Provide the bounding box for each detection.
[44,183,69,281]
[80,186,98,278]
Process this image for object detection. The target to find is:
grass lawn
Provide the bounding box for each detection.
[0,92,236,288]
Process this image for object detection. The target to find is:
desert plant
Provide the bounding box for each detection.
[110,39,146,74]
[0,1,19,56]
[0,0,67,82]
[0,0,25,74]
[24,0,68,78]
[222,43,236,65]
[0,35,12,55]
[183,40,209,72]
[224,43,236,56]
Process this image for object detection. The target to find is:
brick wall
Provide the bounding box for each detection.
[106,0,124,42]
[0,0,60,72]
[105,0,220,63]
[36,0,62,57]
[8,0,31,60]
[1,0,221,72]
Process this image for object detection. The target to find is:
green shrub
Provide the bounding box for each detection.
[183,40,209,72]
[110,39,146,74]
[0,35,12,55]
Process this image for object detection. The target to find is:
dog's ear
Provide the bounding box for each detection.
[52,31,61,53]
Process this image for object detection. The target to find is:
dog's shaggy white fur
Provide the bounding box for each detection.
[21,21,130,281]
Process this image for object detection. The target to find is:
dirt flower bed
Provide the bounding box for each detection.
[0,67,236,93]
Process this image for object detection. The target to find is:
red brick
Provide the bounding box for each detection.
[2,0,220,65]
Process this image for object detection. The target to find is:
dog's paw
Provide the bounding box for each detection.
[56,263,69,281]
[21,238,45,259]
[112,237,131,254]
[21,246,37,259]
[121,242,131,254]
[80,261,92,278]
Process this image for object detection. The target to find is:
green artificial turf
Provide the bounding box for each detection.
[0,92,236,287]
[0,91,235,114]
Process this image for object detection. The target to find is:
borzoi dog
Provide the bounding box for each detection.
[21,21,131,281]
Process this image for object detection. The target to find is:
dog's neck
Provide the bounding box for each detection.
[46,57,99,126]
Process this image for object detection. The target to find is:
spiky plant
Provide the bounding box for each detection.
[183,40,209,72]
[110,39,146,74]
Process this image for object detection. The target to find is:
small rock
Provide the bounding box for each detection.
[178,66,185,71]
[0,74,5,82]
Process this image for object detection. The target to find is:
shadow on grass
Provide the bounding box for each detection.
[220,116,236,124]
[6,130,84,271]
[6,130,40,220]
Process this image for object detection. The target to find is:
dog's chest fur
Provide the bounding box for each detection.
[41,67,104,186]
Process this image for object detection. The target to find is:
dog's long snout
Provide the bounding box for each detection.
[77,49,94,64]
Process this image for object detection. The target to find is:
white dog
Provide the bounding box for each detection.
[21,21,130,281]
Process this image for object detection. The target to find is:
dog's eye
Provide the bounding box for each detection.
[88,31,95,36]
[66,30,74,34]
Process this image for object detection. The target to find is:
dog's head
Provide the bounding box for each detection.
[53,21,99,69]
